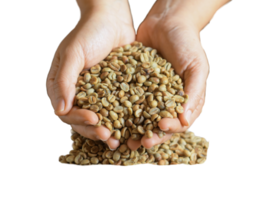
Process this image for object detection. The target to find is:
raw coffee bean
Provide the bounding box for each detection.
[149,100,158,108]
[109,111,118,121]
[159,110,173,118]
[113,151,121,162]
[114,130,121,140]
[135,109,143,118]
[137,126,145,134]
[149,108,160,115]
[114,106,124,113]
[90,157,99,164]
[120,82,129,92]
[145,130,153,138]
[130,95,139,104]
[176,106,184,114]
[174,95,185,103]
[113,120,122,129]
[137,75,146,83]
[119,144,128,153]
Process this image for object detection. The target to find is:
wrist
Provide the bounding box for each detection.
[147,0,229,32]
[77,0,129,17]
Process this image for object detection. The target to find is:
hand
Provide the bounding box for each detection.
[127,9,209,150]
[46,0,135,150]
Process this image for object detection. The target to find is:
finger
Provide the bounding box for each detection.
[140,102,206,149]
[59,106,98,126]
[71,125,99,140]
[71,124,111,141]
[158,92,205,134]
[146,28,209,127]
[141,132,173,149]
[106,137,120,151]
[51,48,84,116]
[184,92,206,126]
[45,51,60,110]
[158,118,185,133]
[127,138,141,151]
[178,70,206,126]
[141,102,207,149]
[72,124,120,151]
[179,59,208,126]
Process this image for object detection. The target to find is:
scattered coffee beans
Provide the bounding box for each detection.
[59,129,209,165]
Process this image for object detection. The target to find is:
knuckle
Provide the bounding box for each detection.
[53,78,70,94]
[62,44,84,64]
[56,78,69,87]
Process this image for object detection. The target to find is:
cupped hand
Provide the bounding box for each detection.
[47,1,135,150]
[128,17,209,150]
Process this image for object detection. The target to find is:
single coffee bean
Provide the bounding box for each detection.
[145,130,153,138]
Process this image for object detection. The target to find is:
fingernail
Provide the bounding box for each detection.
[185,110,192,126]
[97,136,106,141]
[161,128,169,131]
[55,99,65,113]
[108,146,115,151]
[84,121,94,125]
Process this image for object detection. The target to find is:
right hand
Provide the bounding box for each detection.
[127,2,209,150]
[46,0,135,150]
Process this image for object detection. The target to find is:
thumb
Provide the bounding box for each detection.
[49,48,84,116]
[179,64,208,126]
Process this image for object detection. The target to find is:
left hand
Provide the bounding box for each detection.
[127,15,209,150]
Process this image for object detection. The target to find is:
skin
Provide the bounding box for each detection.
[128,18,207,150]
[127,0,231,150]
[47,0,230,150]
[47,0,135,149]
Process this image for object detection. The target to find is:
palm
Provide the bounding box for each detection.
[67,14,135,148]
[57,13,135,70]
[137,21,205,79]
[138,19,209,123]
[47,6,135,150]
[126,20,209,150]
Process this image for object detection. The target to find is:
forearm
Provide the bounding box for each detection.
[148,0,231,31]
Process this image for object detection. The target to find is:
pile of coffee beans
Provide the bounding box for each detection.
[75,41,188,142]
[59,42,208,166]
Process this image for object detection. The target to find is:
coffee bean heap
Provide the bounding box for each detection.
[74,41,188,142]
[59,42,209,166]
